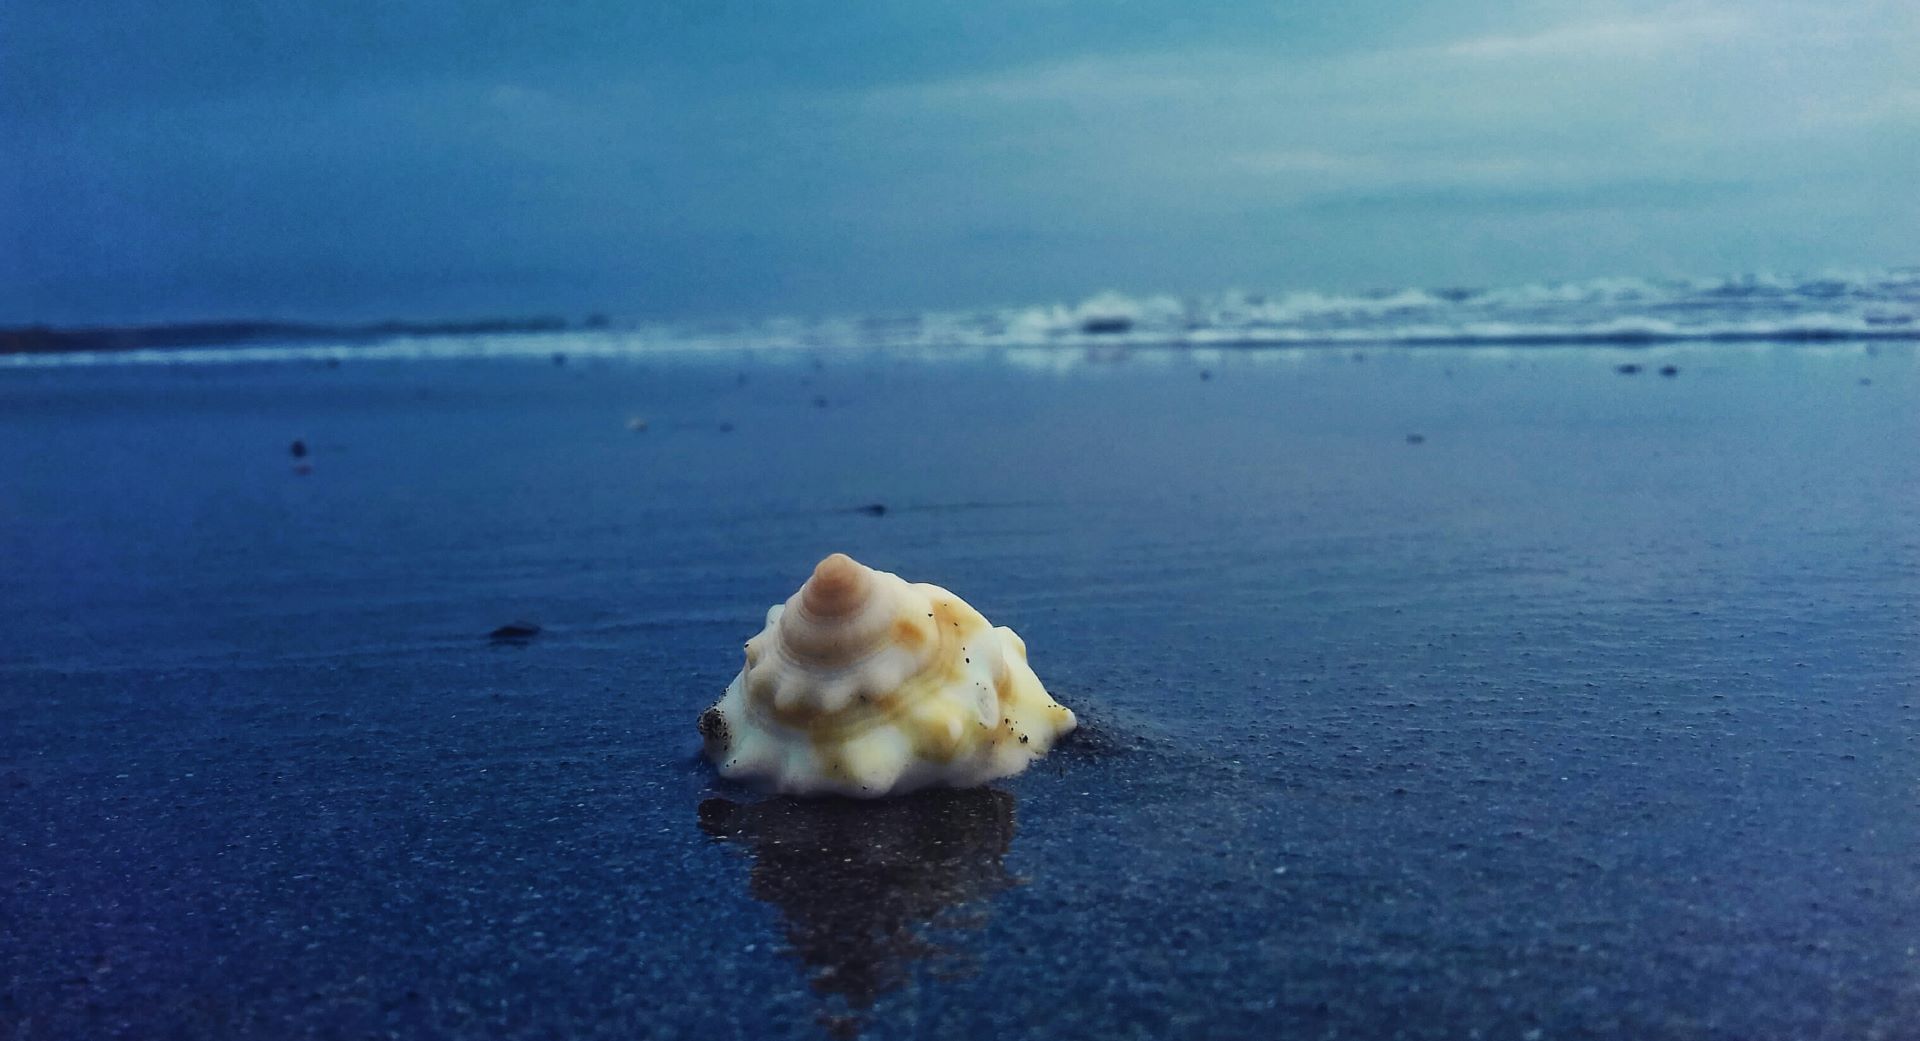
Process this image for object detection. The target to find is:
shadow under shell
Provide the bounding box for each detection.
[698,788,1021,1038]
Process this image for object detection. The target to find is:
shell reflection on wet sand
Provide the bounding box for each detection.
[699,553,1076,797]
[699,789,1020,1039]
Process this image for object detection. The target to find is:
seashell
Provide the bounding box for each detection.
[699,553,1076,798]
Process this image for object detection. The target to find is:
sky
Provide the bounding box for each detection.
[3,0,1916,325]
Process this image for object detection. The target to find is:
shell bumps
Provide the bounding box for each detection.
[699,553,1076,797]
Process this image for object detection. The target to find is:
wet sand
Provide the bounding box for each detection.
[2,342,1916,1039]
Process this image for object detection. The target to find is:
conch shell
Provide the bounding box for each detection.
[699,553,1076,798]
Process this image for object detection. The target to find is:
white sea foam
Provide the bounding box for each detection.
[5,269,1915,368]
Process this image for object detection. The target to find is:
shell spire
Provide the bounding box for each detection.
[800,553,868,616]
[698,553,1077,798]
[774,553,903,673]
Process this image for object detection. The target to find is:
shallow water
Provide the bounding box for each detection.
[2,342,1916,1039]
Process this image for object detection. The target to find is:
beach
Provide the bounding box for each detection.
[2,340,1916,1039]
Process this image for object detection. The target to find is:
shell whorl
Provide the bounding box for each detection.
[776,553,899,666]
[745,554,933,716]
[799,553,868,617]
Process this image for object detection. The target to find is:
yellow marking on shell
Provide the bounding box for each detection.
[892,615,929,649]
[751,596,992,749]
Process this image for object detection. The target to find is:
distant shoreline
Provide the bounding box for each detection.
[5,269,1919,361]
[4,321,1916,362]
[0,316,607,356]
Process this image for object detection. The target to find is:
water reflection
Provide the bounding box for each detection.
[697,788,1020,1038]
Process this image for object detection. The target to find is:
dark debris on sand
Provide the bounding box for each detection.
[488,621,542,643]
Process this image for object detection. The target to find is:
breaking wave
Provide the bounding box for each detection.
[6,267,1916,366]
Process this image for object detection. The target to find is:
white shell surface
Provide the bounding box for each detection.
[698,553,1076,798]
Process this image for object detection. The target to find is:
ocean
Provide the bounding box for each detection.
[5,267,1917,368]
[1,272,1917,1039]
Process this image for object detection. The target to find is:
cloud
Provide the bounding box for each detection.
[1789,86,1920,130]
[6,0,1915,323]
[857,2,1917,192]
[800,1,1919,297]
[1232,151,1584,183]
[1439,12,1746,60]
[1295,178,1749,216]
[873,7,1757,107]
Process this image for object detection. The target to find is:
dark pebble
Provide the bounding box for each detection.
[552,353,567,366]
[289,439,308,458]
[856,503,887,517]
[1659,365,1679,377]
[1405,434,1426,445]
[1859,377,1873,386]
[489,621,542,642]
[1616,363,1643,375]
[1198,370,1213,381]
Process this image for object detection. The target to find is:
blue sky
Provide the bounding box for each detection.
[3,1,1915,325]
